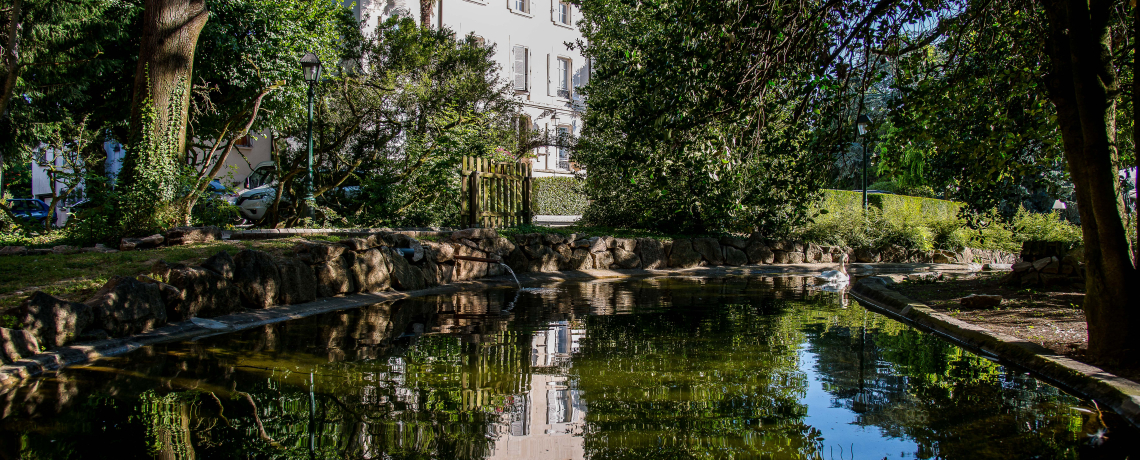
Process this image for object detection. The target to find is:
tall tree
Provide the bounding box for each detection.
[127,0,207,152]
[1038,0,1137,364]
[118,0,207,235]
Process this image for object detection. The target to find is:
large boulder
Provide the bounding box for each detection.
[588,236,612,254]
[0,328,40,364]
[566,248,594,270]
[805,244,823,263]
[165,266,241,321]
[340,236,377,252]
[591,251,615,269]
[636,238,666,269]
[277,257,319,305]
[528,246,562,272]
[294,241,346,265]
[745,240,773,264]
[668,239,702,268]
[612,248,641,269]
[613,238,637,252]
[348,249,392,293]
[504,247,531,274]
[720,236,748,250]
[772,251,790,264]
[164,226,222,246]
[201,250,236,280]
[15,291,92,348]
[724,246,747,266]
[786,252,805,264]
[233,250,283,308]
[313,257,356,297]
[480,236,517,257]
[386,248,428,291]
[450,228,498,241]
[454,245,491,280]
[119,234,164,251]
[85,276,167,337]
[691,238,724,265]
[854,247,880,263]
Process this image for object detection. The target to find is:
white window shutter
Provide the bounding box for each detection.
[513,46,526,91]
[546,54,552,96]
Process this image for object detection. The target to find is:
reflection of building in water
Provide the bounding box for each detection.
[489,322,586,460]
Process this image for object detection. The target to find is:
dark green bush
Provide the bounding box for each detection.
[532,177,588,215]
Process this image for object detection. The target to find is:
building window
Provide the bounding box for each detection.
[235,134,253,148]
[557,1,570,24]
[512,0,529,13]
[557,58,571,98]
[557,126,570,170]
[513,45,529,91]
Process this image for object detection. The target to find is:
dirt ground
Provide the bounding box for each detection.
[892,272,1140,381]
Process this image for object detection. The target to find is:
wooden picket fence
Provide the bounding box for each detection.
[461,156,532,228]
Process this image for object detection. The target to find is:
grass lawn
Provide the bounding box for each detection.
[0,239,303,312]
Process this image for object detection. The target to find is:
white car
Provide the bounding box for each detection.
[234,162,280,222]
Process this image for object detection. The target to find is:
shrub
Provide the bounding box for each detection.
[1009,207,1082,245]
[532,177,588,215]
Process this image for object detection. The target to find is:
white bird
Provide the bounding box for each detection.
[816,253,851,283]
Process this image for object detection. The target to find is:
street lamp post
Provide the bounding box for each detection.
[856,114,871,211]
[300,52,323,219]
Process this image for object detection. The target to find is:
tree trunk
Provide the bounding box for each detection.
[420,0,434,27]
[127,0,208,157]
[0,0,24,197]
[1040,0,1140,366]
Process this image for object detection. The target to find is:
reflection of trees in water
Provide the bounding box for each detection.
[571,277,836,459]
[0,277,1130,459]
[808,313,1119,459]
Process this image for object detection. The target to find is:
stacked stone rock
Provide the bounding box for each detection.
[1003,255,1084,287]
[0,227,1020,366]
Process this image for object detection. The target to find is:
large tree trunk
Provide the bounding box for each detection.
[0,0,24,197]
[1041,0,1139,366]
[127,0,207,157]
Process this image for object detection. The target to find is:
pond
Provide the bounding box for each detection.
[0,275,1135,459]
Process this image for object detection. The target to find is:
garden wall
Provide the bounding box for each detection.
[0,228,1016,368]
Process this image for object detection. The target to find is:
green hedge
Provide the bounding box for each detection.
[532,177,588,215]
[821,190,962,224]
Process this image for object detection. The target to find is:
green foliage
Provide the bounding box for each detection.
[801,191,1071,252]
[189,195,239,228]
[116,81,185,237]
[878,2,1074,217]
[572,0,912,235]
[531,177,587,215]
[1009,208,1083,246]
[292,18,519,228]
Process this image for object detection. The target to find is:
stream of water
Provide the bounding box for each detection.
[0,275,1134,459]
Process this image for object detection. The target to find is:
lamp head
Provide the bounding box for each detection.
[301,52,323,83]
[856,114,871,136]
[1052,199,1067,210]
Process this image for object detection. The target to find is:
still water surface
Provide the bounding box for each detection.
[0,276,1136,459]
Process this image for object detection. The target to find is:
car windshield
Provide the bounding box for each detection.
[248,167,276,188]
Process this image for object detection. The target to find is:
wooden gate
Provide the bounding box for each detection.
[461,156,532,228]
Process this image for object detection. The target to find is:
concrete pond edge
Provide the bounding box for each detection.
[0,263,887,391]
[851,276,1140,429]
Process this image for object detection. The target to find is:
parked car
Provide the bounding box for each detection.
[235,162,279,221]
[233,163,361,222]
[6,198,53,226]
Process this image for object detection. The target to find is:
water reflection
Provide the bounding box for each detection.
[0,276,1134,459]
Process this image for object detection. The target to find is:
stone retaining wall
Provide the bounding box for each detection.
[0,227,1016,367]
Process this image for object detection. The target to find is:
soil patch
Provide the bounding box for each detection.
[893,272,1140,381]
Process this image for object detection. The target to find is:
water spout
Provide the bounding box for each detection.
[499,263,521,289]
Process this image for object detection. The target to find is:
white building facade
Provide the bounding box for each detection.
[354,0,588,178]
